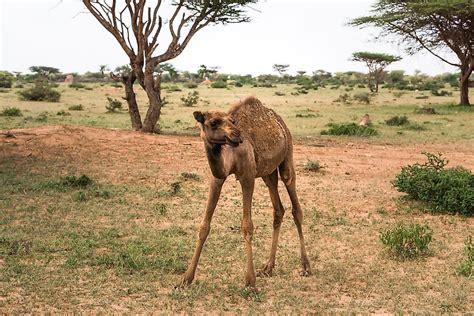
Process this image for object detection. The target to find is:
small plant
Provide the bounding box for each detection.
[456,236,473,278]
[180,91,199,107]
[61,175,94,188]
[385,115,409,126]
[393,152,473,216]
[295,86,308,94]
[106,97,123,113]
[415,107,437,115]
[296,113,318,118]
[415,95,429,99]
[321,122,378,137]
[18,81,61,102]
[57,110,71,116]
[68,104,84,111]
[169,181,181,196]
[36,112,49,122]
[353,92,371,104]
[393,91,405,98]
[380,223,433,259]
[154,203,168,216]
[210,80,228,89]
[0,107,22,117]
[304,160,322,172]
[180,171,201,181]
[405,123,427,131]
[431,89,452,97]
[334,93,350,104]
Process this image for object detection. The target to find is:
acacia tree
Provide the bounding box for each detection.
[272,64,289,76]
[350,0,473,105]
[83,0,255,132]
[351,52,401,92]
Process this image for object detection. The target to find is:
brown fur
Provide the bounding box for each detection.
[180,97,311,289]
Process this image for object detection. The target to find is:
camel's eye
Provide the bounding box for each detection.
[230,118,236,124]
[209,119,219,129]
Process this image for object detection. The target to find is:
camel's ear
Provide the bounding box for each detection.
[193,111,205,124]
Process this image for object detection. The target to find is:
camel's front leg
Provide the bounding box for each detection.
[240,177,256,289]
[179,176,225,287]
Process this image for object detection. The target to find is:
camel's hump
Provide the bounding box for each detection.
[229,97,290,172]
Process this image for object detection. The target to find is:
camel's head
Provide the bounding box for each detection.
[193,110,242,147]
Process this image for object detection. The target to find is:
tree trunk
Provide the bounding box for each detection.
[123,73,142,130]
[111,71,143,130]
[459,65,471,106]
[368,75,375,92]
[141,70,162,133]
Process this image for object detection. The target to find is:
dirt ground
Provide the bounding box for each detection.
[1,125,473,313]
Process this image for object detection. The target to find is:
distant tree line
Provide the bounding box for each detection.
[1,64,464,94]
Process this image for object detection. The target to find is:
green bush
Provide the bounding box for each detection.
[0,107,22,117]
[334,93,350,104]
[431,89,452,97]
[0,71,14,88]
[385,115,409,126]
[69,82,86,89]
[456,236,473,277]
[353,92,371,104]
[36,112,49,122]
[211,81,228,89]
[380,223,433,259]
[321,122,378,137]
[57,110,71,116]
[304,160,322,172]
[184,82,198,89]
[393,152,474,216]
[180,91,199,107]
[18,81,61,102]
[163,85,182,92]
[61,175,93,188]
[68,104,84,111]
[106,97,123,113]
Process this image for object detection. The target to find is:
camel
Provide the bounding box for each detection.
[180,96,311,289]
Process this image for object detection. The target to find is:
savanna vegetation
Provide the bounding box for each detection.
[1,0,473,313]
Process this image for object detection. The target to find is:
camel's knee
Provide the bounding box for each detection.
[241,221,254,241]
[273,207,285,228]
[292,207,303,223]
[198,223,211,242]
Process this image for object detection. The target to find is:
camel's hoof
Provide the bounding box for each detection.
[299,269,312,277]
[257,266,273,277]
[175,276,192,289]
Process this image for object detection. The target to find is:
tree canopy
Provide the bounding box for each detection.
[350,0,473,104]
[351,52,401,92]
[83,0,256,132]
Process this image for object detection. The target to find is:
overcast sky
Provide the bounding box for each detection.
[0,0,459,76]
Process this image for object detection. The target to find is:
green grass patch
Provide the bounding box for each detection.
[456,236,473,278]
[385,115,409,126]
[1,107,22,117]
[380,223,433,259]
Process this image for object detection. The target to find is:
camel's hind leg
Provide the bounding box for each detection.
[258,169,285,277]
[279,156,312,276]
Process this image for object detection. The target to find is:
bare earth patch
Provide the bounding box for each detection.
[1,125,473,313]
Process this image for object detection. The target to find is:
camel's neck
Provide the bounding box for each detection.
[205,143,228,179]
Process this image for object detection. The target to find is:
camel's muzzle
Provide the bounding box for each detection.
[226,128,242,147]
